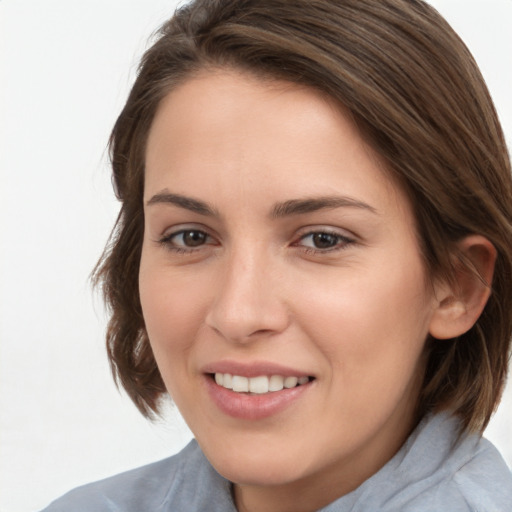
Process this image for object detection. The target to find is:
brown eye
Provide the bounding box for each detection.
[181,230,208,247]
[160,229,213,251]
[297,230,355,252]
[311,233,339,249]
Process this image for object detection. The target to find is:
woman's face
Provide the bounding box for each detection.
[140,70,439,506]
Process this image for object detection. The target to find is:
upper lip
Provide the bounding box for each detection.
[201,360,313,378]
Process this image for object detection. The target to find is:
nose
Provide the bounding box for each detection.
[205,248,290,343]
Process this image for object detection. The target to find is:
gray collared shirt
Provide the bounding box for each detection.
[41,412,512,511]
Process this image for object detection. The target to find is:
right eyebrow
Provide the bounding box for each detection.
[145,191,218,217]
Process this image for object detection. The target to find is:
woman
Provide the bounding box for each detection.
[43,0,512,510]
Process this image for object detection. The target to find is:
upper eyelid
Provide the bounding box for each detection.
[298,231,353,241]
[155,226,216,251]
[292,226,359,251]
[161,229,215,244]
[163,229,210,240]
[159,223,216,238]
[294,225,357,239]
[156,223,358,244]
[295,232,354,247]
[157,229,217,254]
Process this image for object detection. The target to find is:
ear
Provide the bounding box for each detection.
[429,235,497,340]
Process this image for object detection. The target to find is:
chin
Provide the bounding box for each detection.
[218,460,308,487]
[200,439,312,486]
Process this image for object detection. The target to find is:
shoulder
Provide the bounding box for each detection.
[448,436,512,511]
[397,440,512,512]
[384,414,512,512]
[39,440,234,512]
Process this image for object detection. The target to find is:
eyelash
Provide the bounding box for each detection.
[294,230,355,254]
[158,229,215,254]
[157,228,355,255]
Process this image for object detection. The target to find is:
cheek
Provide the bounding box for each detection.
[138,257,207,369]
[139,265,211,409]
[294,256,432,390]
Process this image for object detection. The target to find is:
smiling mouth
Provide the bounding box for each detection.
[211,373,314,394]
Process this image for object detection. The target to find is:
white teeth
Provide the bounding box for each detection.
[269,375,284,392]
[214,373,310,394]
[284,376,298,388]
[232,375,249,392]
[249,375,269,394]
[223,373,233,389]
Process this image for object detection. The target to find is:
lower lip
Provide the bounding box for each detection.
[204,375,312,420]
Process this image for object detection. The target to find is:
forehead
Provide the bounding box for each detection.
[144,69,410,221]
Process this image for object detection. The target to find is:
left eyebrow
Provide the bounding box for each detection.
[270,196,378,218]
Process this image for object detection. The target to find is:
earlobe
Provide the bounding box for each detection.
[428,235,496,340]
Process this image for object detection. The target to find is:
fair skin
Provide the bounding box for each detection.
[139,69,495,512]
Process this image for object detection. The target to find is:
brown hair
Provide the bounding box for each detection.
[94,0,512,433]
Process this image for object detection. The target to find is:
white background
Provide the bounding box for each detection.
[1,1,511,511]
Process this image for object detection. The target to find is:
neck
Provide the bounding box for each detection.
[233,406,421,512]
